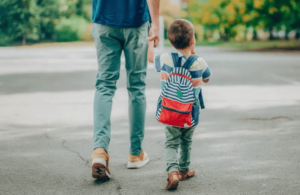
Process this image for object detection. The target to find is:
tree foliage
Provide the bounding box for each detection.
[36,0,60,40]
[0,0,299,45]
[187,0,300,40]
[0,0,92,45]
[0,0,40,45]
[160,0,187,26]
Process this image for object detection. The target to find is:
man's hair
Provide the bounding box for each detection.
[167,19,195,49]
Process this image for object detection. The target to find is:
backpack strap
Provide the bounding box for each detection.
[182,54,205,109]
[171,53,182,68]
[199,88,205,109]
[182,54,198,70]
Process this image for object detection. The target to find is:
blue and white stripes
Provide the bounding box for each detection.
[161,67,195,104]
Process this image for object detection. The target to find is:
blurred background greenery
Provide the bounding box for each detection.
[0,0,300,49]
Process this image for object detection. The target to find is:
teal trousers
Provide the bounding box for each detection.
[92,21,149,155]
[165,126,196,173]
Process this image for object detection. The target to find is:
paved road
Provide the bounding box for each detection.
[0,45,300,195]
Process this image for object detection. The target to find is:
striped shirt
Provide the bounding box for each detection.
[154,52,212,105]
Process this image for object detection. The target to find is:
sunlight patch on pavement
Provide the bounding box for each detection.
[194,129,267,140]
[0,59,156,75]
[204,85,300,110]
[0,85,299,133]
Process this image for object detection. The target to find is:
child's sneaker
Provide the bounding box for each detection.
[166,171,179,190]
[127,150,149,168]
[91,148,111,181]
[179,169,195,181]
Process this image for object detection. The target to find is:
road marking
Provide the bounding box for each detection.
[268,73,300,85]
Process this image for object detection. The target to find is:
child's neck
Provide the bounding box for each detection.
[177,48,192,59]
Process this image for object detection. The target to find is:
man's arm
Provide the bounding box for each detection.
[147,0,160,47]
[147,41,155,63]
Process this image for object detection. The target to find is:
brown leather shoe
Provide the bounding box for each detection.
[166,171,179,190]
[91,148,111,181]
[179,169,195,181]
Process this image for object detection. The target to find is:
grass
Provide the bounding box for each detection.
[164,39,300,51]
[12,41,94,48]
[221,40,300,50]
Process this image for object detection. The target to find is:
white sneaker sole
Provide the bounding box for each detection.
[127,157,150,169]
[92,158,111,180]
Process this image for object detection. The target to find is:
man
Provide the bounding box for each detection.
[91,0,160,181]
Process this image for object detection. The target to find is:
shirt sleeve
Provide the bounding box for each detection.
[199,58,212,80]
[154,55,161,72]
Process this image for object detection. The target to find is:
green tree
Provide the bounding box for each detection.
[290,0,300,39]
[187,0,246,41]
[59,0,92,20]
[36,0,60,41]
[249,0,292,40]
[220,0,247,41]
[187,0,223,40]
[244,0,261,40]
[0,0,40,45]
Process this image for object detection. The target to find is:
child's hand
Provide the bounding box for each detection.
[191,48,196,55]
[203,78,209,83]
[148,39,154,45]
[147,40,155,63]
[148,27,160,47]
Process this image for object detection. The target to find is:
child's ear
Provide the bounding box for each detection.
[190,35,196,46]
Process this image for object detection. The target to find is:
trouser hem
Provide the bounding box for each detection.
[129,149,143,156]
[168,168,179,173]
[179,167,189,171]
[93,145,109,153]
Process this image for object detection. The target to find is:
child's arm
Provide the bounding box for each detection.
[192,49,210,83]
[202,67,212,83]
[147,40,155,63]
[193,51,211,83]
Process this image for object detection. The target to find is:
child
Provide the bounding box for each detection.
[147,19,212,190]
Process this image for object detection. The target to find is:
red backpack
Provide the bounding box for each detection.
[156,53,204,128]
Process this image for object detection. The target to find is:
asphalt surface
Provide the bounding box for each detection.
[0,45,300,195]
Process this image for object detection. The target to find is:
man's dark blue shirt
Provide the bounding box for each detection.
[92,0,150,28]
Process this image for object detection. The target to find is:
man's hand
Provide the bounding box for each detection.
[146,0,160,47]
[148,25,160,47]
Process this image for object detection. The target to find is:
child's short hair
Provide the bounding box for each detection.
[167,19,195,49]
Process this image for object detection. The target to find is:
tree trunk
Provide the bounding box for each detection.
[244,27,248,41]
[224,28,230,42]
[269,27,274,40]
[296,30,300,40]
[22,0,26,46]
[253,29,257,40]
[204,27,207,40]
[285,28,289,40]
[22,34,26,45]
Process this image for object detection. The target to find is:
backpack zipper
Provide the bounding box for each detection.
[162,105,191,114]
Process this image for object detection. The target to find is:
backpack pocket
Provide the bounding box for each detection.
[158,97,193,127]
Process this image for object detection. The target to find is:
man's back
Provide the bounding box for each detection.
[92,0,150,28]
